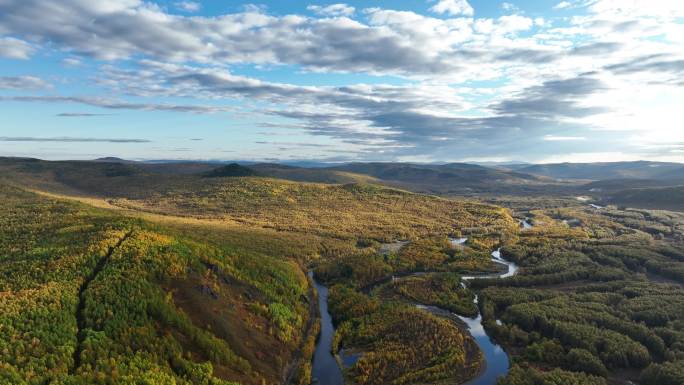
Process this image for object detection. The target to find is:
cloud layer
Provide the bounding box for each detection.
[0,37,33,59]
[430,0,474,17]
[0,76,49,90]
[0,0,683,162]
[0,136,150,143]
[0,0,569,77]
[0,95,232,114]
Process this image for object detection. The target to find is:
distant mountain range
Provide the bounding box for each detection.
[92,158,684,182]
[325,162,558,194]
[4,157,684,210]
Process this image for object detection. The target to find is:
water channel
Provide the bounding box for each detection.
[311,241,520,385]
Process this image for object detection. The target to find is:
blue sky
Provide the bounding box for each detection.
[0,0,683,163]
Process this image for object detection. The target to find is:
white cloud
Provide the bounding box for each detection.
[0,76,50,90]
[0,1,559,78]
[664,24,684,43]
[83,61,633,161]
[0,37,33,59]
[554,1,573,10]
[501,2,519,12]
[0,136,149,143]
[543,135,586,141]
[174,1,200,12]
[429,0,474,17]
[0,95,233,114]
[538,152,641,163]
[497,15,534,34]
[307,4,355,17]
[588,0,684,19]
[241,4,268,13]
[0,0,682,162]
[62,57,83,67]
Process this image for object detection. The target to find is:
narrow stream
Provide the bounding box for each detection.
[457,249,517,385]
[311,244,519,385]
[311,274,345,385]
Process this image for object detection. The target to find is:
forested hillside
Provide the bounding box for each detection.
[0,158,514,241]
[514,161,684,181]
[605,186,684,211]
[1,159,684,385]
[0,173,516,385]
[0,185,311,384]
[472,204,684,385]
[109,179,514,241]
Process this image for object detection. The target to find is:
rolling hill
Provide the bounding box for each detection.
[310,162,567,195]
[0,157,516,241]
[6,157,684,212]
[248,163,378,185]
[605,185,684,211]
[0,157,575,197]
[513,161,684,181]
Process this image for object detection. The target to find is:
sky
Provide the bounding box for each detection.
[0,0,683,164]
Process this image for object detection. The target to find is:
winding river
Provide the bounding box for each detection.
[311,274,345,385]
[311,244,519,385]
[458,248,517,385]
